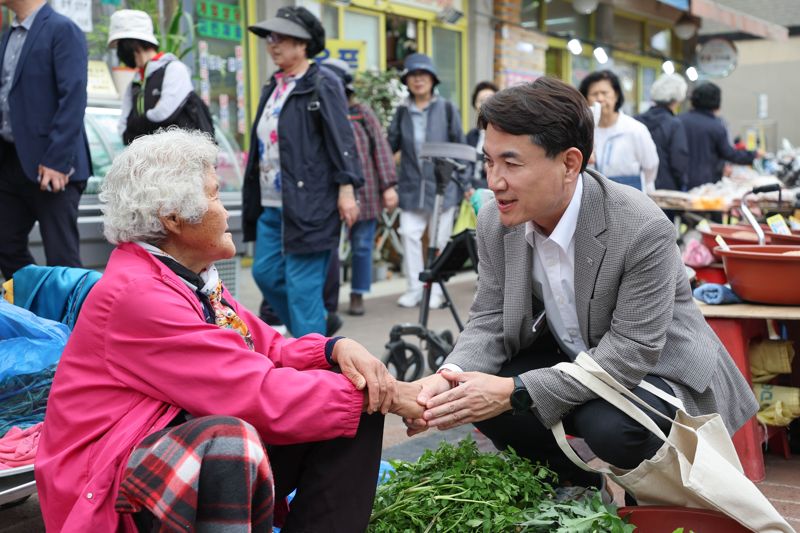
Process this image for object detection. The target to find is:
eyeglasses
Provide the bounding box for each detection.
[266,33,289,45]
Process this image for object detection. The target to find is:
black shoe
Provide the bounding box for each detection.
[624,491,638,507]
[326,312,343,336]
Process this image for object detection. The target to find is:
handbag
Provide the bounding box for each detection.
[551,352,794,533]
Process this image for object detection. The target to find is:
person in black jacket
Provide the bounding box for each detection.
[243,7,362,337]
[466,81,498,189]
[678,82,757,189]
[636,74,689,191]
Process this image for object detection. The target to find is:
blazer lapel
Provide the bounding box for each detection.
[11,3,51,91]
[574,171,607,343]
[504,226,533,354]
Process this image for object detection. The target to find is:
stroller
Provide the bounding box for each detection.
[382,142,478,381]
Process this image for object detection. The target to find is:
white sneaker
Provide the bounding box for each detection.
[429,292,446,309]
[397,290,422,308]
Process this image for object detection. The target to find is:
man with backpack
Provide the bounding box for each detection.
[107,9,213,145]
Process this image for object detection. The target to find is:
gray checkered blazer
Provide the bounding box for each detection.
[445,170,758,434]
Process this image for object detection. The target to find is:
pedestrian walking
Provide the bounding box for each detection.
[579,70,659,191]
[322,58,398,317]
[243,7,362,337]
[389,53,469,309]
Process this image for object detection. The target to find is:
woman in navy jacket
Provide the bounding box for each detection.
[243,7,362,337]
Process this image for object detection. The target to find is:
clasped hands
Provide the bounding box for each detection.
[330,340,515,427]
[331,338,425,419]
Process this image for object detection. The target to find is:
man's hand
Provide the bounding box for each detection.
[422,370,514,430]
[38,165,69,193]
[338,185,359,228]
[402,373,452,436]
[463,187,474,201]
[332,338,396,414]
[382,187,399,212]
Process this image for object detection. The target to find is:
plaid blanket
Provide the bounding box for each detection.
[116,415,273,532]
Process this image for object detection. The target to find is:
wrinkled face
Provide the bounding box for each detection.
[483,124,577,232]
[474,88,496,112]
[585,79,618,119]
[406,71,434,98]
[180,168,235,266]
[266,33,307,69]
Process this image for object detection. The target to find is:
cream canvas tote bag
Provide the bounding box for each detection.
[551,352,793,533]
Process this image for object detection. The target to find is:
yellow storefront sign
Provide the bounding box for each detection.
[317,39,367,72]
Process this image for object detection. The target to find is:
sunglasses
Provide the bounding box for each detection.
[266,33,290,45]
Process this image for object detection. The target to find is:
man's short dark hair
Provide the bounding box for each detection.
[478,77,594,172]
[690,82,721,111]
[471,80,499,108]
[578,70,624,112]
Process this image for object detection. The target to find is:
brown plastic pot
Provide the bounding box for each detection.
[767,232,800,245]
[699,224,770,259]
[617,506,751,532]
[715,245,800,305]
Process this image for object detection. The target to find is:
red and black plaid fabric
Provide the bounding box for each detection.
[349,102,397,221]
[115,415,273,532]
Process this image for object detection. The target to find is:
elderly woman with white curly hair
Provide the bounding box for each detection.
[36,129,423,533]
[635,73,690,191]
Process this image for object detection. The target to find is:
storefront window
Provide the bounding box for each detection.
[432,26,463,112]
[612,59,638,115]
[322,4,339,39]
[545,0,590,40]
[521,0,542,30]
[641,66,657,112]
[571,54,594,88]
[613,15,643,54]
[193,0,246,157]
[344,11,381,71]
[545,48,564,80]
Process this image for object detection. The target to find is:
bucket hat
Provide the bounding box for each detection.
[249,7,326,57]
[322,58,354,93]
[107,9,159,48]
[400,53,440,86]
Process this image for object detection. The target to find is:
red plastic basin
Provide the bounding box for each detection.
[716,245,800,305]
[699,224,769,260]
[618,506,751,532]
[767,232,800,245]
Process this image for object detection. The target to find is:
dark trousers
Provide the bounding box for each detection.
[473,333,677,487]
[269,412,384,533]
[0,140,85,279]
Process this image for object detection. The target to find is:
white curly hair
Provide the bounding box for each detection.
[100,128,219,245]
[650,73,688,105]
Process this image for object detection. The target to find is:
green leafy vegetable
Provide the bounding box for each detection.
[369,438,633,532]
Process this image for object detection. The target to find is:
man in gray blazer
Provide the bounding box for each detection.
[405,77,757,492]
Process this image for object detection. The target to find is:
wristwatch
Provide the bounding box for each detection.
[510,376,533,415]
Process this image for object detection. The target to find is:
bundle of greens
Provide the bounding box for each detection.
[369,438,634,533]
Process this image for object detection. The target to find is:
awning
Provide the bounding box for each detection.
[691,0,789,41]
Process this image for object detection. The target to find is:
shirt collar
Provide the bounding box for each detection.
[525,174,584,251]
[12,2,45,30]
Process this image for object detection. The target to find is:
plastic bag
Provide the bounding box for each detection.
[0,300,69,382]
[753,383,800,426]
[452,199,477,235]
[749,339,795,383]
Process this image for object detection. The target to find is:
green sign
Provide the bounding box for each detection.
[197,18,243,42]
[197,0,240,24]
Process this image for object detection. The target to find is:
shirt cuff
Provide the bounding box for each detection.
[325,336,345,366]
[437,363,463,388]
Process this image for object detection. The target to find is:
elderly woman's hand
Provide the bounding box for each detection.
[389,381,424,420]
[332,338,396,414]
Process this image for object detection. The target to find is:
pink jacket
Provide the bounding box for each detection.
[36,243,364,532]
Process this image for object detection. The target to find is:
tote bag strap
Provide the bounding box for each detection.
[638,380,685,410]
[552,362,671,474]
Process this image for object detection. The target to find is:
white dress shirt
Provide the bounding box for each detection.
[525,176,587,358]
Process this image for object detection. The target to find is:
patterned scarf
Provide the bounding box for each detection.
[136,243,254,350]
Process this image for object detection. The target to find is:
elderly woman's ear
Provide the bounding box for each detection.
[160,213,183,235]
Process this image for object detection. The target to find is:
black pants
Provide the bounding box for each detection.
[269,412,384,533]
[0,140,85,279]
[473,333,677,487]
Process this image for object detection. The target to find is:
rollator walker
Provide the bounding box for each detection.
[382,142,478,381]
